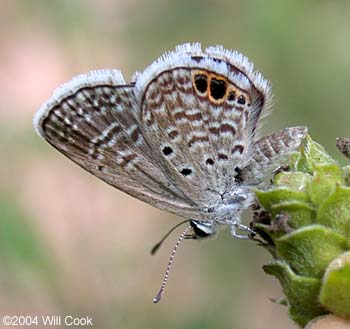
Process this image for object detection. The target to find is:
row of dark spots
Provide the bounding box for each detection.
[227,91,247,105]
[161,145,192,177]
[162,143,214,168]
[206,146,244,165]
[161,145,243,178]
[194,74,227,101]
[208,124,236,137]
[161,143,244,159]
[193,73,248,105]
[206,146,244,164]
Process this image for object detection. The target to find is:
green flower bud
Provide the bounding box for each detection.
[253,136,350,327]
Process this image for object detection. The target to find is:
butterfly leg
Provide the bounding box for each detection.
[230,222,255,239]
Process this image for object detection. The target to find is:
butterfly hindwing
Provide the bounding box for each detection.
[239,127,308,185]
[136,44,271,205]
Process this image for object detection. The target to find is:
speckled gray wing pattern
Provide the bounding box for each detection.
[139,66,265,205]
[34,43,307,221]
[34,71,202,219]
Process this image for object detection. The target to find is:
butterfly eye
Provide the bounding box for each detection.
[209,78,227,100]
[193,73,208,94]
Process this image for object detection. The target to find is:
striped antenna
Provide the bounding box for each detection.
[153,225,192,303]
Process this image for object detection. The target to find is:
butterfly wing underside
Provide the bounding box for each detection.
[34,70,203,219]
[239,127,308,185]
[34,43,306,223]
[135,44,272,205]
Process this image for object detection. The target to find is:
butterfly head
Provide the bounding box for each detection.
[189,220,218,239]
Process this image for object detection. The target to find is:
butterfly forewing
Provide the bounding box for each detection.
[34,70,203,219]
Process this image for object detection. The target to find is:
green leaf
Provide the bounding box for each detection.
[275,225,348,278]
[255,188,310,211]
[263,260,325,327]
[295,136,335,173]
[271,201,316,229]
[274,171,312,191]
[317,185,350,237]
[309,164,343,207]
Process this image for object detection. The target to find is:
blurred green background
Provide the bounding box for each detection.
[1,1,349,328]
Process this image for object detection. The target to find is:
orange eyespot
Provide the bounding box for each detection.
[191,70,251,106]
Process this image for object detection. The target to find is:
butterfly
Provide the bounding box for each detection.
[33,43,307,302]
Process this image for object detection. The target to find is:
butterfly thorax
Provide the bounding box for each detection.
[187,184,254,239]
